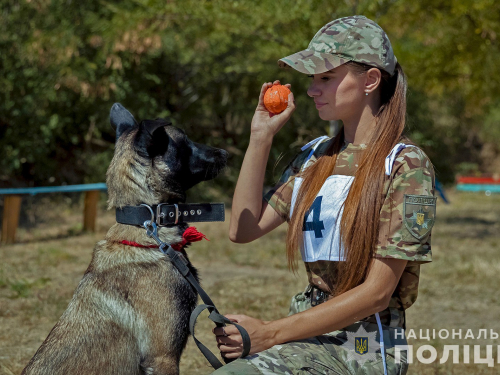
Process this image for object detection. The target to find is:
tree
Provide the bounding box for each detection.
[1,0,498,196]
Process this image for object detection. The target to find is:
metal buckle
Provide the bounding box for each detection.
[310,287,328,307]
[156,203,166,226]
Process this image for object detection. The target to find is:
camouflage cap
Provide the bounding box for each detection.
[278,15,397,76]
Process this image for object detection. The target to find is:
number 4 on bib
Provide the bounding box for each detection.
[302,196,325,238]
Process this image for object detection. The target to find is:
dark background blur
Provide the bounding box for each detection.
[1,0,499,203]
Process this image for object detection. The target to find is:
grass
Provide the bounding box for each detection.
[0,191,499,374]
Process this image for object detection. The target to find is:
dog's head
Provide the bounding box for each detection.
[106,103,228,208]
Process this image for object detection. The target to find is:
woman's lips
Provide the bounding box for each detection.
[315,102,327,109]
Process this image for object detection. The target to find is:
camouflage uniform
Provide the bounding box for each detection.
[265,139,435,329]
[212,15,433,375]
[211,139,434,375]
[213,314,409,375]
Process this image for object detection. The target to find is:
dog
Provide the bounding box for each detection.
[22,103,228,375]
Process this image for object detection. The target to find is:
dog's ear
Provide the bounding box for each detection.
[135,119,171,157]
[109,103,138,140]
[142,118,172,137]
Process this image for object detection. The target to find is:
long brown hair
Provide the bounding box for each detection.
[286,61,408,297]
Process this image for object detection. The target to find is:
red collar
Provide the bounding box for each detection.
[119,226,208,251]
[119,240,159,248]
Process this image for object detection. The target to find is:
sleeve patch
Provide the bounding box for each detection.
[403,194,437,240]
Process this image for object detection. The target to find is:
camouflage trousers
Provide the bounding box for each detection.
[211,290,409,375]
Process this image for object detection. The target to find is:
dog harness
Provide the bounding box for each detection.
[294,136,419,375]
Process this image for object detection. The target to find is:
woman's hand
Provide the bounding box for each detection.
[250,80,295,139]
[213,314,276,359]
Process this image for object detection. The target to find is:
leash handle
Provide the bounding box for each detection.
[189,304,252,369]
[144,220,252,369]
[208,310,252,358]
[189,304,224,369]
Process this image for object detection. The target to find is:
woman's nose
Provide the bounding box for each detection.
[307,83,320,98]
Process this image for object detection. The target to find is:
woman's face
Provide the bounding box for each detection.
[306,64,367,122]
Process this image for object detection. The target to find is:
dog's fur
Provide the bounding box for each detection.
[22,104,228,375]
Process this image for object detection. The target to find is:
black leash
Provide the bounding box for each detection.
[142,219,251,369]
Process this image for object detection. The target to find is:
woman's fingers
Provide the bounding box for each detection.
[213,324,243,358]
[273,92,296,120]
[272,80,292,89]
[224,314,245,322]
[216,335,241,346]
[288,92,295,106]
[213,325,239,336]
[212,326,224,335]
[221,351,242,359]
[258,82,271,105]
[217,342,242,352]
[258,82,272,103]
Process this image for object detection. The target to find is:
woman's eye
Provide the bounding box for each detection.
[307,74,330,81]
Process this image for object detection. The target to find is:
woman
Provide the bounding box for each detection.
[212,15,435,375]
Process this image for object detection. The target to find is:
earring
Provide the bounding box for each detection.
[365,92,369,96]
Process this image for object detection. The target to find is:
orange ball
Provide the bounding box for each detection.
[263,85,291,114]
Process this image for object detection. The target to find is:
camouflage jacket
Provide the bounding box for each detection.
[264,137,436,329]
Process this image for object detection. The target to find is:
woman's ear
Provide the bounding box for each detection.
[364,68,382,94]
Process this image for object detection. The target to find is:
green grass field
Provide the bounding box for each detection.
[1,191,499,374]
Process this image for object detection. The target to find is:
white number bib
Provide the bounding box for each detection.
[291,175,353,262]
[291,137,417,263]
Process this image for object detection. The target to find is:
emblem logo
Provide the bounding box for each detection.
[340,324,380,365]
[416,212,425,226]
[403,194,437,240]
[355,337,368,355]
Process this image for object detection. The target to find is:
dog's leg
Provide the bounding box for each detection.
[141,356,179,375]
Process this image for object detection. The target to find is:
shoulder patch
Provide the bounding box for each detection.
[403,194,437,240]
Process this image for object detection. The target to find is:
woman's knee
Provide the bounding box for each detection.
[210,358,263,375]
